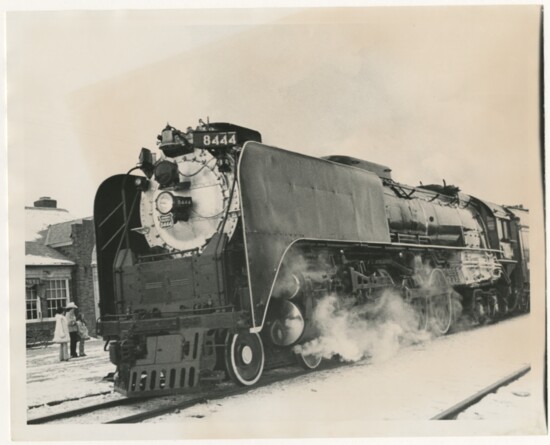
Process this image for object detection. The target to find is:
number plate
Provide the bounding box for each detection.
[158,213,174,228]
[194,131,237,148]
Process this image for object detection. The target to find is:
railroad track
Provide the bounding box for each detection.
[28,363,342,424]
[28,321,530,424]
[107,370,302,424]
[431,364,531,420]
[28,391,113,410]
[27,395,146,424]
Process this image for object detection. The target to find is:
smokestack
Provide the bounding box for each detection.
[33,196,57,208]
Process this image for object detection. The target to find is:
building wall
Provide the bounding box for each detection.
[26,266,72,342]
[56,219,98,334]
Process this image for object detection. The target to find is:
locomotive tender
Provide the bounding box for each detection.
[95,121,530,397]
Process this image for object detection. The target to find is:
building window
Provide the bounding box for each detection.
[45,279,70,318]
[26,286,41,321]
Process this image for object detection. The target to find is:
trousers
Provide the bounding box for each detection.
[69,331,79,357]
[59,343,69,361]
[79,339,86,356]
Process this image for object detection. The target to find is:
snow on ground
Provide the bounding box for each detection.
[25,314,545,436]
[144,315,545,435]
[27,338,116,409]
[457,370,538,421]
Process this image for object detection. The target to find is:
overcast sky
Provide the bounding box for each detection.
[7,6,542,218]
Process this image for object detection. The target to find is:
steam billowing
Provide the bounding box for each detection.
[272,251,332,299]
[284,251,464,364]
[293,290,431,363]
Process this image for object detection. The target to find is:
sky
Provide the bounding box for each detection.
[7,6,542,218]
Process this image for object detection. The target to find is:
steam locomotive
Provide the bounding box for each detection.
[95,121,530,397]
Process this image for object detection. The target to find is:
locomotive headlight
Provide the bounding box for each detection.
[156,192,175,214]
[155,191,193,222]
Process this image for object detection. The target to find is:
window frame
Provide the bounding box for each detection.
[43,278,71,321]
[497,218,512,241]
[25,285,42,322]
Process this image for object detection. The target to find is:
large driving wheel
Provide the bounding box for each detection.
[295,350,322,370]
[430,292,453,335]
[225,332,265,386]
[412,297,429,331]
[428,269,453,335]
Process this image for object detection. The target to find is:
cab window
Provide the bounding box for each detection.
[497,219,511,241]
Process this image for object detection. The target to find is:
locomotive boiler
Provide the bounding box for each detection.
[94,121,530,396]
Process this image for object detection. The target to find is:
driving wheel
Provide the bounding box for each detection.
[428,268,453,335]
[225,332,265,386]
[412,297,429,331]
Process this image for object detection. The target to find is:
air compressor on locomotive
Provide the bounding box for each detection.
[94,121,530,397]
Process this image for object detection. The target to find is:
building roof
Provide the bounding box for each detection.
[25,206,75,242]
[44,219,82,247]
[25,242,75,266]
[25,204,95,267]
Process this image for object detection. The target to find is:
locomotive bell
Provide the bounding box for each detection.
[154,160,179,188]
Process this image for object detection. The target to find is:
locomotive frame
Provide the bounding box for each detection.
[94,122,530,397]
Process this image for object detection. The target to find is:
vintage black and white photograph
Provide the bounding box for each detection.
[6,3,547,441]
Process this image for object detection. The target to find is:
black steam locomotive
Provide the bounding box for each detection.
[95,121,530,396]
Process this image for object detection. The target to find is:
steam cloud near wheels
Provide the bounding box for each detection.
[275,252,465,363]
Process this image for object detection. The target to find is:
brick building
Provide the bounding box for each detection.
[25,197,99,343]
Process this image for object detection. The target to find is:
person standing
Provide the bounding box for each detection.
[52,306,70,361]
[65,302,79,358]
[76,314,89,357]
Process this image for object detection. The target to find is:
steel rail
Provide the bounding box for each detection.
[28,391,113,410]
[106,362,344,424]
[105,395,210,424]
[431,364,531,420]
[27,395,149,425]
[27,363,339,425]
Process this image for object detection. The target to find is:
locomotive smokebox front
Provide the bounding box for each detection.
[139,144,239,254]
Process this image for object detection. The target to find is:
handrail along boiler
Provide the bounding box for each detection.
[94,121,530,397]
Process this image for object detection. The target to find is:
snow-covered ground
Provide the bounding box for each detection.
[27,337,116,410]
[458,370,537,421]
[25,315,546,437]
